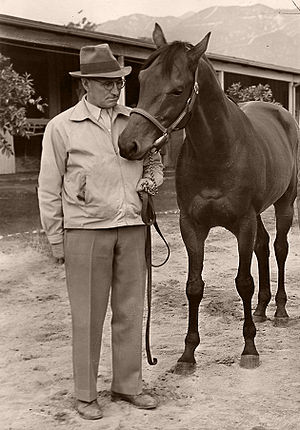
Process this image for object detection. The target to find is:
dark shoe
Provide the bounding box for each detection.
[76,399,103,420]
[111,391,158,409]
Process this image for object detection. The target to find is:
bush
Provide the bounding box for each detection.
[0,53,46,156]
[226,82,275,103]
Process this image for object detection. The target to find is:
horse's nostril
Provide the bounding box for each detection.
[131,140,138,153]
[119,138,139,159]
[124,140,139,155]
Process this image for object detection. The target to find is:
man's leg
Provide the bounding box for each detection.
[110,225,147,395]
[64,229,116,402]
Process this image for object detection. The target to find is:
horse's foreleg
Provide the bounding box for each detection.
[175,214,209,375]
[234,212,259,368]
[273,200,294,322]
[253,215,271,322]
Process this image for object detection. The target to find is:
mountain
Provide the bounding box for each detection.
[94,4,300,69]
[95,14,180,40]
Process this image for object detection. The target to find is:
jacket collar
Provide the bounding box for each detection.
[69,98,131,122]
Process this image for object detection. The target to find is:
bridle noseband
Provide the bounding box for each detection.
[130,66,199,152]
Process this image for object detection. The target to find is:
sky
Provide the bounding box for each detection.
[0,0,297,25]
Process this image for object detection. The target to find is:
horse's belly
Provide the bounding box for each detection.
[252,143,296,212]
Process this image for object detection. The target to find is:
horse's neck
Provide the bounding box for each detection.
[187,61,236,158]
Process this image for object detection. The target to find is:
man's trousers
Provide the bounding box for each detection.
[64,226,147,402]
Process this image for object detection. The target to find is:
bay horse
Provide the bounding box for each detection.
[118,24,299,371]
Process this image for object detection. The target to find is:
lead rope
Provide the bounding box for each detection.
[141,151,170,365]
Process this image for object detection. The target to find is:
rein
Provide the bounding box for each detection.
[140,190,170,365]
[135,60,199,366]
[130,66,199,152]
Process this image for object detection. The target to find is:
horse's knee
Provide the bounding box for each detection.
[235,275,255,299]
[186,278,205,301]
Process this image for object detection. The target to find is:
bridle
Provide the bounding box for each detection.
[130,66,199,152]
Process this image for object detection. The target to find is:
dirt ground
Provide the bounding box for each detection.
[1,205,300,430]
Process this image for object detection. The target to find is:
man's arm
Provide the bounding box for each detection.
[38,120,67,260]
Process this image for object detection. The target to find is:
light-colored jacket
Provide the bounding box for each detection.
[38,99,163,245]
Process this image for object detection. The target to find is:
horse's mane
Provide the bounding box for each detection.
[142,41,193,77]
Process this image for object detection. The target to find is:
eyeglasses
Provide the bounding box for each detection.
[91,78,126,91]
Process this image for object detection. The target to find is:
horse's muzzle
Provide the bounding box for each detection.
[118,137,139,159]
[118,134,151,160]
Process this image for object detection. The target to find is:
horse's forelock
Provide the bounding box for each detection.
[142,41,193,77]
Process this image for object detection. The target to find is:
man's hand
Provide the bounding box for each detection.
[51,243,65,265]
[136,178,156,194]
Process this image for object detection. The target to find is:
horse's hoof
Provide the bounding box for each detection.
[173,361,196,375]
[239,355,260,369]
[273,317,289,327]
[253,314,267,323]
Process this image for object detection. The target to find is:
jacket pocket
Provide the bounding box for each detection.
[63,171,87,206]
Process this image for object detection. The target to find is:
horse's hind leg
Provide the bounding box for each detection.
[175,213,209,375]
[273,194,295,322]
[233,210,259,368]
[253,215,271,322]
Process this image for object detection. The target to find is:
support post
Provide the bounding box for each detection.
[288,82,295,117]
[118,55,126,106]
[217,70,225,90]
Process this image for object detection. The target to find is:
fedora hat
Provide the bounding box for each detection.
[69,43,132,78]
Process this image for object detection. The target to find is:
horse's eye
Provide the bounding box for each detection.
[169,89,183,96]
[170,88,183,96]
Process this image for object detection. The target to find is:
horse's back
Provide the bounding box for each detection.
[239,101,298,181]
[239,101,298,211]
[240,101,298,155]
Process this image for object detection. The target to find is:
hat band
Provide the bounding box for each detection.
[80,60,121,74]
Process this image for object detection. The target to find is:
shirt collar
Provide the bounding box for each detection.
[84,96,101,121]
[83,96,112,121]
[69,96,131,122]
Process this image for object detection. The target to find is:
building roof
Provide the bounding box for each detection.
[0,13,154,49]
[1,13,300,78]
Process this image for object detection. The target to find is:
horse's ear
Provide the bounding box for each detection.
[152,23,167,48]
[187,32,211,67]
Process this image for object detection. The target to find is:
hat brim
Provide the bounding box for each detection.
[69,66,132,78]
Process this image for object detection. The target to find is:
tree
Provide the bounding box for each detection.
[226,82,276,103]
[0,54,46,156]
[66,8,97,31]
[67,16,97,31]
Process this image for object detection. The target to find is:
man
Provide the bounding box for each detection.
[38,44,163,420]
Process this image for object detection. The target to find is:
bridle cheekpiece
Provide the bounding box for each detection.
[130,66,199,153]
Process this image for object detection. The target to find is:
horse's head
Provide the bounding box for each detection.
[118,23,211,160]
